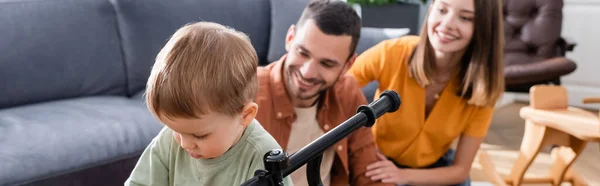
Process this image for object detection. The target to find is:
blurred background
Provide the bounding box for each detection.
[0,0,597,185]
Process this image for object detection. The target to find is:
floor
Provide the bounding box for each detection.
[468,103,600,185]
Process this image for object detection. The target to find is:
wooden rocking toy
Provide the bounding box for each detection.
[479,85,599,186]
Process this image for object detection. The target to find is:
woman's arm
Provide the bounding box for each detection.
[366,135,483,185]
[366,104,494,185]
[413,135,483,185]
[347,40,387,87]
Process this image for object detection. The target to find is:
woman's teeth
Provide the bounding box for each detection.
[438,32,457,40]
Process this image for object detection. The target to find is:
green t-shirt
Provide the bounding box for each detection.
[125,120,293,186]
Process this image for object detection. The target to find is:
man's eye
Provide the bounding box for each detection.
[321,62,334,68]
[296,49,308,57]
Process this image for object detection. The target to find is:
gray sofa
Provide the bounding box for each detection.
[0,0,409,185]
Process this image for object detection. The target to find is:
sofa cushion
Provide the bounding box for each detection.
[0,0,127,109]
[0,97,162,185]
[112,0,272,95]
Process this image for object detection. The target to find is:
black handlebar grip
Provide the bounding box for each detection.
[369,90,401,118]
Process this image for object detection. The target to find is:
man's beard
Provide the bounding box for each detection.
[288,71,342,101]
[295,85,329,100]
[288,69,326,100]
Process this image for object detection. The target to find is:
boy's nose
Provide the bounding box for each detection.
[179,136,195,149]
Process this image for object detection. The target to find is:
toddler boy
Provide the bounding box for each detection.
[125,21,293,186]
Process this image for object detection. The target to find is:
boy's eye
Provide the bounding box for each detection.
[193,134,208,140]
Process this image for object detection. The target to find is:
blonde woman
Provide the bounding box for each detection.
[348,0,504,185]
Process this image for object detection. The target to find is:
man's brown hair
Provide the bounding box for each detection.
[296,0,361,60]
[408,0,505,107]
[145,21,258,120]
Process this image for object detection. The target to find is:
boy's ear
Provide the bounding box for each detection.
[240,102,258,127]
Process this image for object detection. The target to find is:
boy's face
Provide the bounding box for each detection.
[160,103,258,159]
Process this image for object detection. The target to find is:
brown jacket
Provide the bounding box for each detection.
[255,56,391,186]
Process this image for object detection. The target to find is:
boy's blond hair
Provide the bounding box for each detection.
[145,21,258,120]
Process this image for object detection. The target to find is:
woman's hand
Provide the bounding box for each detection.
[365,153,411,185]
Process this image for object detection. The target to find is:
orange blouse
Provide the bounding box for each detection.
[348,36,494,168]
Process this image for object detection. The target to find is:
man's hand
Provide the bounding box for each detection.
[365,153,411,185]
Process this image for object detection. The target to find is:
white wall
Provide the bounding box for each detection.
[509,0,600,111]
[561,0,600,110]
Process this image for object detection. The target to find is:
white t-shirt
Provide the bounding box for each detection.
[287,105,335,186]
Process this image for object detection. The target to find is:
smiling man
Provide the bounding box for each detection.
[254,0,391,186]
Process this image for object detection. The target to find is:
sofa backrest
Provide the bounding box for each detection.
[266,0,411,63]
[0,0,127,109]
[0,0,400,109]
[111,0,272,96]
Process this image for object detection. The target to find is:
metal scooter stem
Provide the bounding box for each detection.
[306,154,324,186]
[240,90,401,186]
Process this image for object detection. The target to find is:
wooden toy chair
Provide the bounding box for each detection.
[479,85,600,186]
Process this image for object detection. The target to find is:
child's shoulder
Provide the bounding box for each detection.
[148,126,177,153]
[243,119,282,154]
[155,125,175,141]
